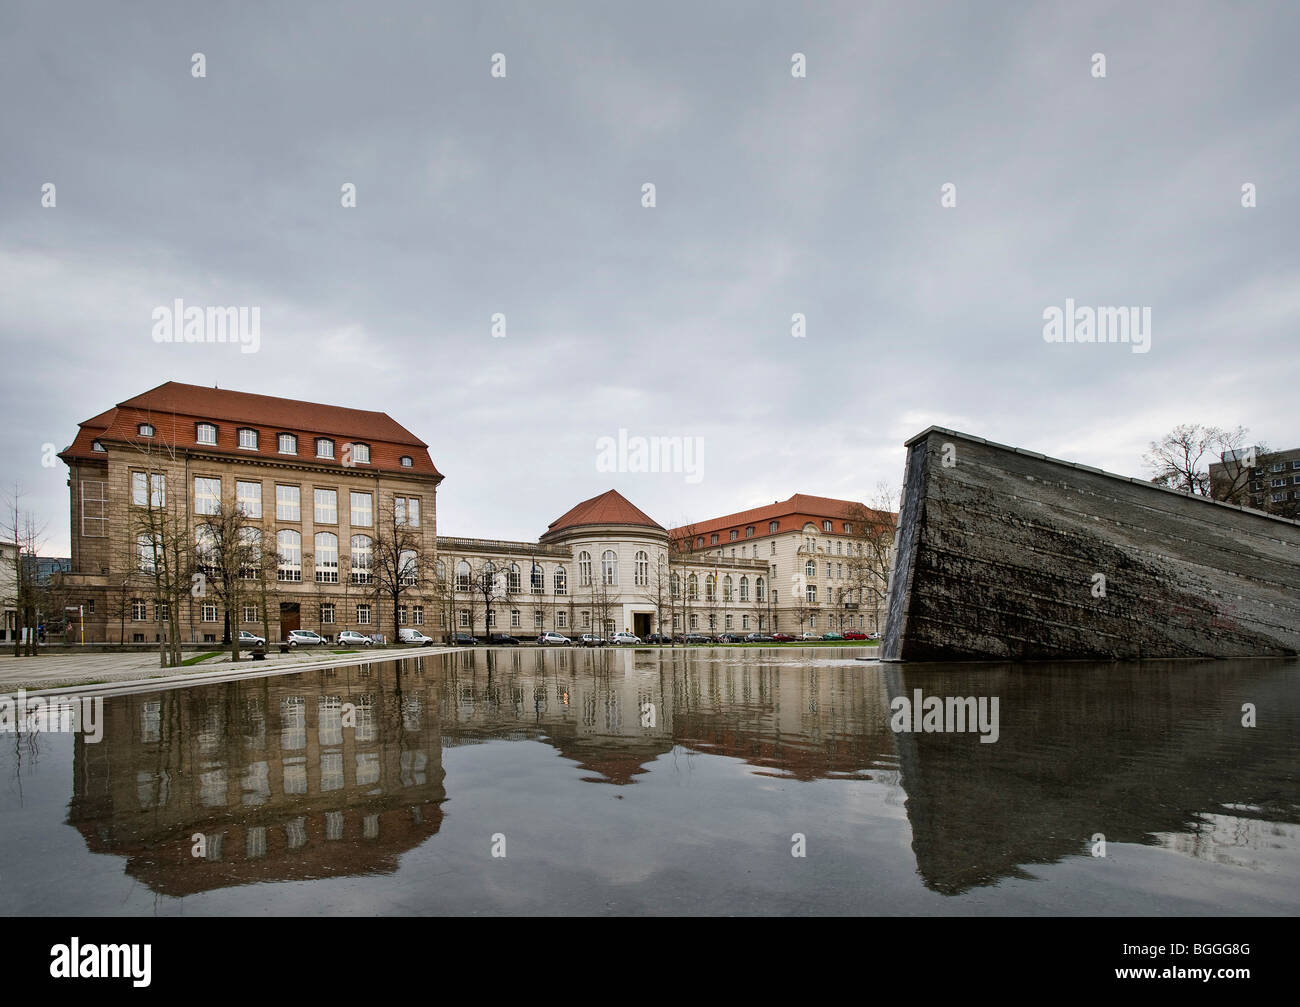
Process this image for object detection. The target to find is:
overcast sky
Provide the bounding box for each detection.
[3,1,1297,554]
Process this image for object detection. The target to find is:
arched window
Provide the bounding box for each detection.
[436,558,446,581]
[578,551,592,587]
[634,550,648,586]
[531,564,544,593]
[805,559,816,578]
[687,573,699,600]
[455,560,471,591]
[399,550,418,587]
[671,572,680,598]
[277,530,302,581]
[554,566,568,595]
[755,577,765,602]
[314,532,338,583]
[723,575,733,602]
[739,576,749,601]
[482,560,495,591]
[351,535,373,584]
[706,574,717,602]
[601,550,618,586]
[508,563,521,593]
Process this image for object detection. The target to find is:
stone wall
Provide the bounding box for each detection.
[882,427,1300,661]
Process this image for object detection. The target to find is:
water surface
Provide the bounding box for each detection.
[2,648,1296,915]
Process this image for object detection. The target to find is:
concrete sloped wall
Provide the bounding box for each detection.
[882,428,1300,661]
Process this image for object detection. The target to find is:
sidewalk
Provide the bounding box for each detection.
[0,645,452,695]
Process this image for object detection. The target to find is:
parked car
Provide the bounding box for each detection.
[843,631,868,641]
[286,629,325,647]
[579,634,607,647]
[716,633,743,643]
[610,631,642,645]
[822,631,845,641]
[489,633,521,645]
[744,633,775,643]
[684,633,713,644]
[537,632,571,646]
[335,630,373,647]
[770,633,796,642]
[799,632,823,641]
[868,632,882,641]
[644,633,672,644]
[452,632,478,646]
[398,628,435,645]
[239,630,266,647]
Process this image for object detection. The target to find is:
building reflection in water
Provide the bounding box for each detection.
[67,650,1300,900]
[69,658,446,896]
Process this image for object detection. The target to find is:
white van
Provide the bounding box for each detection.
[399,628,434,646]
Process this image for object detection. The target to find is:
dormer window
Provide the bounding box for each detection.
[316,438,334,459]
[138,423,154,437]
[238,428,258,450]
[400,456,413,468]
[822,520,832,532]
[352,443,371,464]
[92,440,106,453]
[278,433,297,455]
[196,423,217,445]
[769,521,779,533]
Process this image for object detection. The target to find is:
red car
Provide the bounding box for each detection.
[844,631,868,641]
[770,632,796,642]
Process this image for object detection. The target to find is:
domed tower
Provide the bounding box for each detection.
[540,490,667,639]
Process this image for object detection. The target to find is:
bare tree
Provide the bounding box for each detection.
[371,495,425,642]
[843,487,899,634]
[195,501,266,661]
[1145,424,1253,497]
[3,486,48,657]
[468,557,508,639]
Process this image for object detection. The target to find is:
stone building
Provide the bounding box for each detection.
[56,381,442,644]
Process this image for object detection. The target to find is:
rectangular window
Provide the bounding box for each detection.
[413,605,424,626]
[314,488,338,524]
[357,604,371,625]
[276,484,300,521]
[511,610,521,628]
[202,602,217,622]
[242,604,257,623]
[395,496,420,527]
[397,606,407,625]
[238,428,258,450]
[194,477,221,515]
[557,611,567,628]
[352,443,370,464]
[350,491,373,527]
[534,611,543,629]
[131,471,165,507]
[131,598,146,621]
[459,610,470,628]
[320,603,335,624]
[236,481,262,518]
[487,610,496,628]
[316,438,334,459]
[582,611,590,628]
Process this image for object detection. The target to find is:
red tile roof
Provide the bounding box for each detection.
[544,489,664,535]
[669,493,893,542]
[59,381,441,478]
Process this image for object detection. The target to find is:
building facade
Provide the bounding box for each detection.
[434,490,892,640]
[1210,445,1300,518]
[57,382,442,644]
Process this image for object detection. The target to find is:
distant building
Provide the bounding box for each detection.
[0,540,16,642]
[1210,445,1300,517]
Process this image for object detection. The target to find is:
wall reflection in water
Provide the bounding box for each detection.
[67,650,1300,901]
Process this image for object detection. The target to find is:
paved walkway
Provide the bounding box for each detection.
[0,646,452,695]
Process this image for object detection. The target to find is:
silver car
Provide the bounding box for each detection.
[286,629,325,647]
[336,630,373,647]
